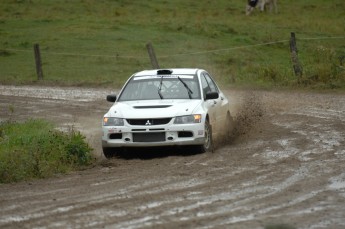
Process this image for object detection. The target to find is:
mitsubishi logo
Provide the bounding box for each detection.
[145,120,152,125]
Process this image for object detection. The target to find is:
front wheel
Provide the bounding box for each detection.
[195,120,213,153]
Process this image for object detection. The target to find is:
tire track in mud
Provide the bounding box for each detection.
[1,87,345,229]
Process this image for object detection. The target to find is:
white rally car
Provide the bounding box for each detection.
[102,68,233,158]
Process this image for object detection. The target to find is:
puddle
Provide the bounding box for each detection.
[286,107,345,122]
[329,173,345,190]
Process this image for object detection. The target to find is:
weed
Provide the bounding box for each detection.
[0,119,93,183]
[302,46,345,88]
[0,50,12,56]
[64,130,92,166]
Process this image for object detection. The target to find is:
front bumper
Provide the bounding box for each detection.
[102,123,205,148]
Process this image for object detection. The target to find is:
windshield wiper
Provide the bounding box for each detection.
[158,75,164,99]
[178,76,193,99]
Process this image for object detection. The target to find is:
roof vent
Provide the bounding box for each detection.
[157,69,172,75]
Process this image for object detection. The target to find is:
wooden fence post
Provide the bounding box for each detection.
[34,43,43,80]
[146,42,160,69]
[289,32,303,80]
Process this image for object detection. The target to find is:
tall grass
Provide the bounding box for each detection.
[0,119,93,183]
[0,0,344,89]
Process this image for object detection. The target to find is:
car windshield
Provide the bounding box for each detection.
[118,75,201,101]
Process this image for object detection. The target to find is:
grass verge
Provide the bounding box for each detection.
[0,119,93,183]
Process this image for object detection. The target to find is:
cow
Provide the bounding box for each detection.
[246,0,278,15]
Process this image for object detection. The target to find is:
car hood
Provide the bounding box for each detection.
[106,100,203,118]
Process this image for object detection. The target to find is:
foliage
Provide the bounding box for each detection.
[301,46,345,89]
[0,119,93,183]
[0,0,344,89]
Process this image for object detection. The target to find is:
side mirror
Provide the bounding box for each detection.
[205,91,219,100]
[106,94,117,102]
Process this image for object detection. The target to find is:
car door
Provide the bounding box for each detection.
[200,72,223,134]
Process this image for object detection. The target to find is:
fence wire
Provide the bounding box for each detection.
[2,36,344,59]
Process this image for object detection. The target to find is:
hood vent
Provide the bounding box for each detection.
[133,105,171,109]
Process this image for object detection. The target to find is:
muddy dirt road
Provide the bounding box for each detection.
[0,85,344,229]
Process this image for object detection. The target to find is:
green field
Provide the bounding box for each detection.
[0,0,344,89]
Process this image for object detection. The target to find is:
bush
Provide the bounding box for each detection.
[301,46,345,89]
[0,119,93,183]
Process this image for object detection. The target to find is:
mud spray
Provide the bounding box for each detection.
[215,92,266,148]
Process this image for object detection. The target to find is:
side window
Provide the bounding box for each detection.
[201,72,219,98]
[204,73,219,93]
[200,74,210,97]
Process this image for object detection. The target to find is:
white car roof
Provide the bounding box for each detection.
[133,68,203,77]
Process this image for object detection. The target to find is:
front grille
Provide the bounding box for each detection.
[133,132,166,142]
[131,129,146,132]
[126,118,171,126]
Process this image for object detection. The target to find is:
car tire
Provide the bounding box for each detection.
[102,147,123,159]
[196,119,213,153]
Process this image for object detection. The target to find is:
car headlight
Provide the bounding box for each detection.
[103,117,124,126]
[174,114,202,124]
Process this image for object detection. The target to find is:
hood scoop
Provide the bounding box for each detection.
[133,105,172,109]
